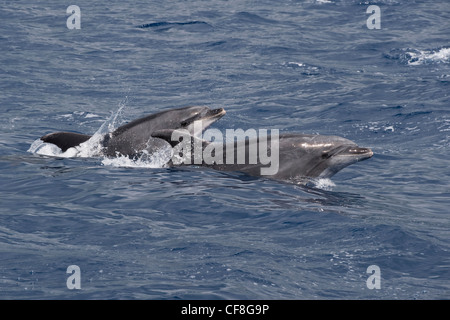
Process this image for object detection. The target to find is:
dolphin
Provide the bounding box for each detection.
[39,106,373,182]
[152,129,373,182]
[40,106,226,158]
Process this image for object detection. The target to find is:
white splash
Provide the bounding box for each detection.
[286,61,304,67]
[312,178,336,190]
[73,133,107,158]
[29,131,173,169]
[100,144,173,169]
[407,47,450,66]
[303,178,336,190]
[27,132,106,159]
[28,138,64,156]
[28,98,173,169]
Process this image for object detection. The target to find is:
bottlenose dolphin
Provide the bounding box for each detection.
[40,106,226,157]
[39,106,373,182]
[152,129,373,182]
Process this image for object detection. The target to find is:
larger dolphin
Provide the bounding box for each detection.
[152,129,373,182]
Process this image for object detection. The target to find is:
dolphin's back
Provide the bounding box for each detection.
[104,107,206,157]
[104,113,169,157]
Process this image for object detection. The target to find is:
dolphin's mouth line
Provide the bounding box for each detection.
[339,147,373,158]
[205,108,226,120]
[181,108,226,127]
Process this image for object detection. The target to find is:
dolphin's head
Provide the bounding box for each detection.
[103,106,226,158]
[177,106,226,137]
[277,134,373,180]
[316,142,373,178]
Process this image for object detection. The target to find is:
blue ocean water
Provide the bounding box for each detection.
[0,0,449,299]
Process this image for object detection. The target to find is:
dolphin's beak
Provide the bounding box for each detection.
[203,107,226,120]
[182,107,226,137]
[181,108,226,126]
[341,146,374,161]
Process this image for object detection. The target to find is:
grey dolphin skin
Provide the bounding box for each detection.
[40,106,226,156]
[40,106,373,182]
[152,129,373,182]
[217,133,373,180]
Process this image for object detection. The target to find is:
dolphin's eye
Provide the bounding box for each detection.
[322,151,332,159]
[181,112,201,127]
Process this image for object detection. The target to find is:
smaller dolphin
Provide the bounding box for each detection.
[40,106,226,158]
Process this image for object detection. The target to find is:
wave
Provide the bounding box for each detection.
[232,12,279,25]
[283,61,323,76]
[137,21,213,32]
[406,47,450,66]
[385,47,450,66]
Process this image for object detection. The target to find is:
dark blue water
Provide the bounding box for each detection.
[1,0,449,299]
